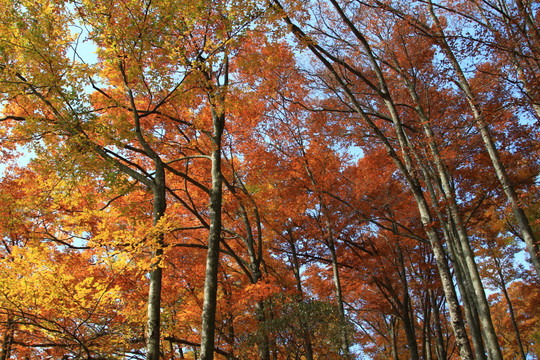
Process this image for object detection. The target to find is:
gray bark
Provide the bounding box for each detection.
[233,180,270,360]
[400,74,491,360]
[122,72,168,360]
[494,257,527,360]
[145,170,167,360]
[388,318,400,360]
[288,230,315,360]
[431,292,447,360]
[427,0,540,282]
[395,243,420,360]
[328,237,351,358]
[272,1,474,357]
[199,107,225,360]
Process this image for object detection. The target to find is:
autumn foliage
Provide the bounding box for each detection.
[0,0,538,359]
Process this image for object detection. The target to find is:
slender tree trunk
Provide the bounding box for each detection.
[328,238,351,358]
[422,292,433,360]
[431,291,447,360]
[200,107,225,360]
[389,318,400,360]
[400,53,502,360]
[301,146,350,358]
[495,258,527,360]
[427,0,540,282]
[421,219,474,360]
[417,158,487,360]
[446,232,487,360]
[288,230,315,360]
[407,142,486,360]
[272,3,474,358]
[121,71,169,360]
[395,242,420,360]
[237,204,270,360]
[254,301,271,360]
[146,174,167,360]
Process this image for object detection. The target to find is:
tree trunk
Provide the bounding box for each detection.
[395,242,420,360]
[146,178,167,360]
[446,233,487,360]
[421,217,474,360]
[288,230,315,360]
[199,107,225,360]
[389,318,400,360]
[416,157,487,360]
[495,258,527,360]
[328,237,351,359]
[237,203,270,360]
[398,34,504,359]
[254,301,271,360]
[403,85,488,360]
[427,0,540,282]
[431,291,447,360]
[422,292,433,360]
[411,141,487,360]
[272,3,474,358]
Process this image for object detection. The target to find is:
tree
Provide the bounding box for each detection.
[1,0,538,359]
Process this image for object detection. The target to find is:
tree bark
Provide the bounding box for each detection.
[388,317,400,360]
[288,230,315,360]
[431,291,448,360]
[272,2,474,358]
[199,107,225,360]
[494,257,527,360]
[122,75,168,360]
[395,242,420,360]
[328,237,351,359]
[401,75,490,360]
[427,0,540,282]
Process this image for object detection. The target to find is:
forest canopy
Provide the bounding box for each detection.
[0,0,538,359]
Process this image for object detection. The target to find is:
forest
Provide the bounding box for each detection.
[0,0,538,359]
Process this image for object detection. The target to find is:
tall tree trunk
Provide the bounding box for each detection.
[406,138,487,360]
[422,292,433,360]
[123,81,167,360]
[419,213,474,360]
[494,257,527,360]
[121,69,169,360]
[427,169,487,360]
[388,317,400,360]
[237,204,270,360]
[407,84,489,360]
[431,291,448,360]
[300,144,350,358]
[395,242,420,360]
[254,301,271,360]
[445,232,487,360]
[427,0,540,282]
[146,184,166,360]
[399,55,503,360]
[328,238,351,359]
[272,2,474,357]
[288,230,315,360]
[200,106,225,360]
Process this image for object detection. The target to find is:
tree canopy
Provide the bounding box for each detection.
[0,0,538,359]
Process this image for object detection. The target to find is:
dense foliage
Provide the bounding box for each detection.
[0,0,538,359]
